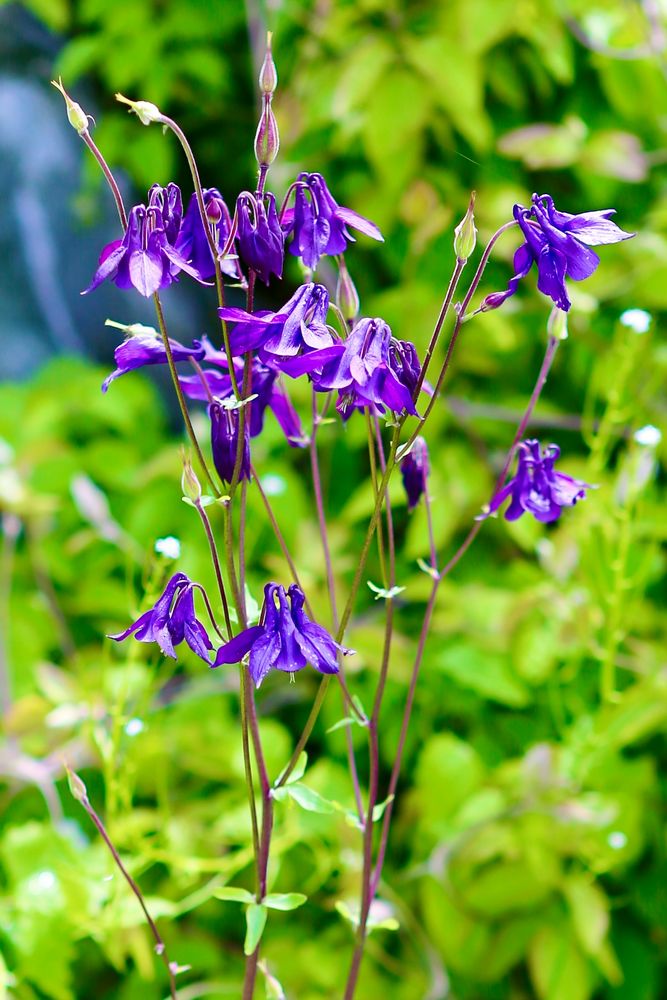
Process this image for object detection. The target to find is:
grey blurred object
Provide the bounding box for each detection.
[0,5,211,395]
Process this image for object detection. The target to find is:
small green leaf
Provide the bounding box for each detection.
[417,557,440,580]
[367,581,406,601]
[335,899,359,929]
[262,893,307,911]
[214,887,255,904]
[326,717,356,733]
[244,903,268,956]
[372,794,395,822]
[276,782,335,814]
[275,751,308,787]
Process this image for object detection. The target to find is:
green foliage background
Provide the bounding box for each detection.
[1,0,666,997]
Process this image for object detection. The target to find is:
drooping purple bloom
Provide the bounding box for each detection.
[483,193,634,313]
[284,318,420,417]
[213,582,352,687]
[218,282,334,360]
[401,437,430,510]
[236,191,284,284]
[102,326,206,392]
[108,572,214,663]
[482,440,592,523]
[85,191,203,298]
[283,172,383,270]
[179,343,307,446]
[210,400,251,483]
[175,188,238,280]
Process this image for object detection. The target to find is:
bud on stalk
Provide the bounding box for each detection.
[259,32,278,95]
[254,100,280,168]
[454,191,477,262]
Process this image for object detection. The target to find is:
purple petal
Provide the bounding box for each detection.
[129,249,164,297]
[336,206,384,242]
[213,626,264,667]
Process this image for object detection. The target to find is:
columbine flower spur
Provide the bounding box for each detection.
[482,440,593,523]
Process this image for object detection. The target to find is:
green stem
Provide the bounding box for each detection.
[153,294,220,496]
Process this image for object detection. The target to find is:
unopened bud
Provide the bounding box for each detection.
[206,195,224,224]
[336,260,360,322]
[51,78,91,135]
[66,767,89,805]
[115,93,163,125]
[454,191,477,262]
[181,455,202,503]
[254,102,280,167]
[259,32,278,95]
[547,305,568,341]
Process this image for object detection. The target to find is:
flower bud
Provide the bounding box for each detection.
[66,767,89,805]
[547,305,568,341]
[336,260,360,322]
[51,78,91,135]
[254,101,280,168]
[259,32,278,95]
[206,194,224,224]
[454,191,477,262]
[115,93,163,125]
[181,455,202,503]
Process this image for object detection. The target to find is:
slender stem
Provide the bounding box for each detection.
[275,426,403,788]
[239,665,261,867]
[343,602,394,1000]
[153,294,220,496]
[194,502,232,637]
[194,499,259,861]
[250,465,312,614]
[223,505,244,623]
[413,257,466,402]
[76,787,178,999]
[159,113,242,397]
[241,680,274,1000]
[401,220,518,459]
[310,390,339,624]
[274,676,331,788]
[365,411,387,588]
[370,332,562,906]
[81,131,127,229]
[310,389,364,820]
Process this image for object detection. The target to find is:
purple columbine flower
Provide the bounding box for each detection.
[85,186,203,298]
[483,440,592,523]
[209,400,251,483]
[108,572,213,663]
[483,193,634,313]
[236,191,284,284]
[283,172,383,270]
[285,318,420,418]
[102,325,206,392]
[213,582,352,687]
[401,437,430,510]
[180,351,307,446]
[218,282,334,360]
[175,188,238,281]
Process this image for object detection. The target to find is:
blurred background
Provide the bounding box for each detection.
[0,0,666,997]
